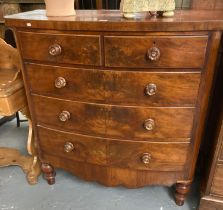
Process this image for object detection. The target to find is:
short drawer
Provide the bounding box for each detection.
[32,95,194,140]
[38,126,107,165]
[26,63,201,107]
[108,140,189,171]
[104,35,208,69]
[18,32,101,66]
[211,164,223,196]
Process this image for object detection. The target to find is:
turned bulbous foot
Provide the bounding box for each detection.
[174,182,192,206]
[41,163,56,185]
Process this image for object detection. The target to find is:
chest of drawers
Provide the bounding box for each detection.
[5,9,223,206]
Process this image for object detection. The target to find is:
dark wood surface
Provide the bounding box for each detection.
[38,126,107,166]
[104,35,208,69]
[19,31,102,66]
[25,63,201,107]
[38,126,189,171]
[32,94,194,140]
[6,9,223,206]
[5,9,223,32]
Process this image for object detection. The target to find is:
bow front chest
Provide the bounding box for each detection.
[5,9,223,206]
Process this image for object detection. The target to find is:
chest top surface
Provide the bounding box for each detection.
[4,9,223,32]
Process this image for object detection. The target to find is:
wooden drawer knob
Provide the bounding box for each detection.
[49,44,62,56]
[145,83,157,96]
[64,142,75,153]
[59,111,71,122]
[141,153,151,165]
[55,77,66,89]
[144,119,155,131]
[147,46,160,61]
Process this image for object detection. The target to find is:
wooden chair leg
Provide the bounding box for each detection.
[0,115,15,126]
[16,112,20,127]
[20,107,41,184]
[0,107,41,185]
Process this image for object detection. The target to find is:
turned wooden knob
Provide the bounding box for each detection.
[145,83,157,96]
[49,44,62,56]
[144,119,155,131]
[59,111,71,122]
[55,77,66,89]
[147,46,160,61]
[64,142,75,153]
[141,153,151,165]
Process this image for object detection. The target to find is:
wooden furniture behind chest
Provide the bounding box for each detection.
[198,40,223,210]
[5,9,223,206]
[0,0,44,38]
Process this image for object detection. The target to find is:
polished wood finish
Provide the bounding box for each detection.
[32,95,194,140]
[108,140,189,171]
[41,163,56,185]
[5,10,223,32]
[104,35,208,69]
[38,126,107,165]
[6,10,223,206]
[26,63,201,107]
[19,32,101,66]
[175,181,192,206]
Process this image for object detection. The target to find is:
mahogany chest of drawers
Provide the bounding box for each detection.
[5,9,223,206]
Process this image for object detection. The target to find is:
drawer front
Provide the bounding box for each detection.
[32,95,194,140]
[32,95,106,137]
[104,36,208,69]
[211,164,223,196]
[18,32,101,66]
[38,126,107,165]
[26,63,201,106]
[106,106,194,140]
[108,141,189,171]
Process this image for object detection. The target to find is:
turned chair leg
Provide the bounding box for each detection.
[41,163,56,185]
[174,181,192,206]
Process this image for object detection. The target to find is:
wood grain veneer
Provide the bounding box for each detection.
[104,35,208,69]
[26,63,201,107]
[19,32,102,66]
[5,9,223,206]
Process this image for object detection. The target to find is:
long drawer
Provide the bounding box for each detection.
[18,32,101,66]
[104,35,208,69]
[32,95,194,140]
[38,126,189,171]
[25,63,201,106]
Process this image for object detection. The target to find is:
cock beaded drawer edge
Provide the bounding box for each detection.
[5,9,223,206]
